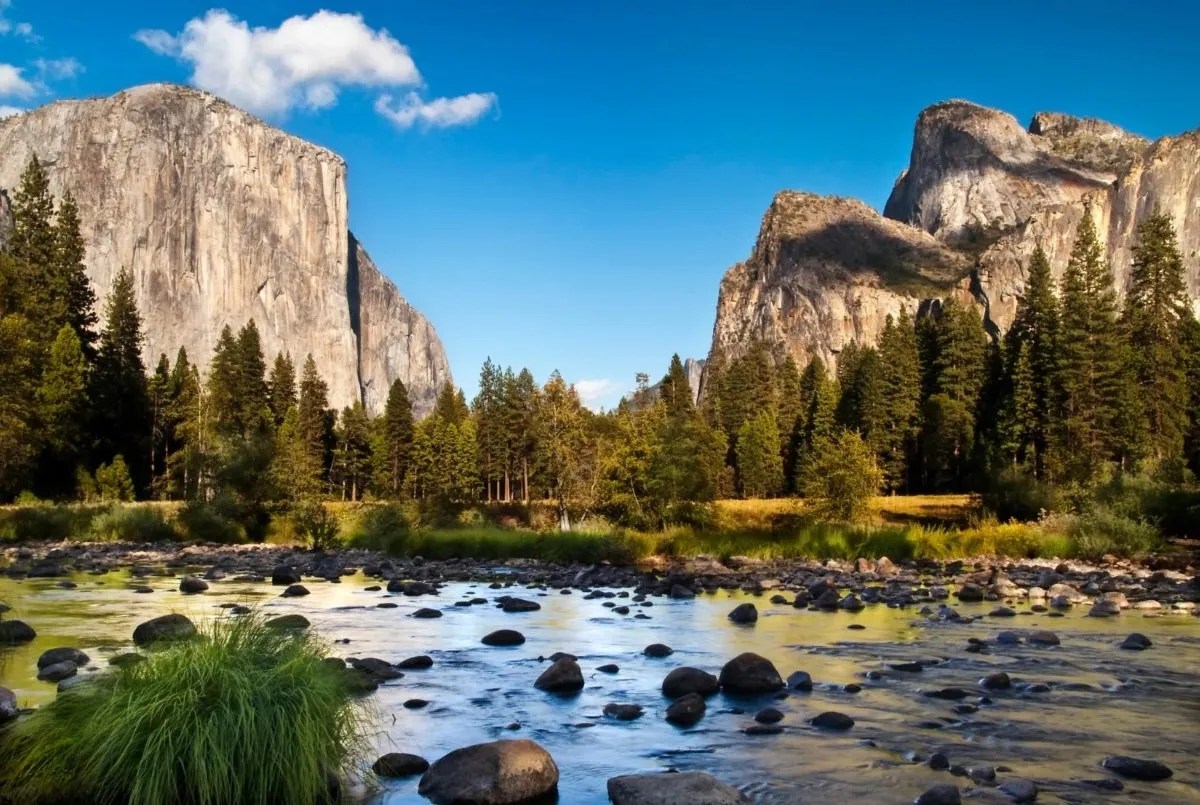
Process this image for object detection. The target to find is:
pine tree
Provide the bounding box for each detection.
[837,346,886,447]
[1182,315,1200,476]
[377,378,414,497]
[166,348,204,499]
[208,325,240,437]
[267,352,297,427]
[0,314,39,497]
[717,341,776,446]
[334,402,372,501]
[876,310,922,491]
[235,320,270,436]
[1056,206,1126,482]
[660,354,696,419]
[795,356,837,466]
[37,324,88,460]
[147,353,172,495]
[93,267,150,495]
[735,410,783,498]
[775,355,803,490]
[534,371,586,529]
[52,191,97,358]
[433,382,469,426]
[921,296,988,490]
[504,368,539,503]
[8,156,58,334]
[1123,210,1192,463]
[296,355,331,497]
[473,358,505,500]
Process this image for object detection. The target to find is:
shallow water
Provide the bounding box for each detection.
[1,570,1198,803]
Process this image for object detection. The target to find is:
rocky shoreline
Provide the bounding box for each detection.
[2,540,1198,617]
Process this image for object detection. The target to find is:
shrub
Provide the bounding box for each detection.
[0,504,105,542]
[981,466,1063,521]
[0,613,369,804]
[346,503,409,552]
[801,430,883,523]
[1068,506,1160,559]
[94,456,135,502]
[292,501,341,551]
[176,501,245,544]
[89,505,177,543]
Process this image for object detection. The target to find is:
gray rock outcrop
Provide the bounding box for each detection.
[0,83,450,415]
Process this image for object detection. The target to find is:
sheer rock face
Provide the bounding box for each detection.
[0,83,449,415]
[710,100,1198,371]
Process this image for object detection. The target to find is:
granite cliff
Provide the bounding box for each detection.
[710,100,1199,370]
[0,83,450,415]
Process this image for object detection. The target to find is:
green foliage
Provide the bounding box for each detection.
[1066,506,1160,559]
[333,401,372,501]
[0,613,369,805]
[267,351,297,426]
[981,465,1064,522]
[375,378,414,497]
[735,410,783,498]
[94,456,135,502]
[92,267,150,494]
[292,500,341,551]
[346,503,411,551]
[176,501,245,544]
[876,310,922,491]
[88,505,177,543]
[801,430,882,522]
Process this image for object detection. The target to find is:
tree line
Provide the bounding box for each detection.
[2,153,1198,532]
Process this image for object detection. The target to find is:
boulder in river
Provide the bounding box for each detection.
[272,565,301,585]
[719,652,784,694]
[482,629,525,647]
[179,576,209,594]
[37,661,77,683]
[281,584,310,598]
[397,655,434,669]
[265,614,310,630]
[37,647,89,669]
[998,779,1038,803]
[915,783,961,805]
[603,703,644,721]
[348,657,404,681]
[809,711,854,730]
[662,667,719,698]
[411,608,443,619]
[607,771,748,804]
[418,739,558,804]
[728,603,758,624]
[787,670,813,691]
[0,620,37,643]
[981,672,1011,690]
[0,686,18,724]
[534,657,584,694]
[665,692,707,726]
[373,752,429,778]
[1101,755,1173,781]
[1119,633,1152,651]
[643,643,673,658]
[132,614,196,646]
[501,597,541,613]
[956,584,985,602]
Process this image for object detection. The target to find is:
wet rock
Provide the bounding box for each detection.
[643,643,674,658]
[754,707,784,724]
[397,655,434,669]
[501,597,541,613]
[839,594,865,612]
[37,647,89,669]
[744,723,784,735]
[281,584,310,598]
[769,594,789,604]
[179,576,209,594]
[665,692,707,726]
[272,565,301,585]
[810,711,854,730]
[342,668,379,694]
[482,629,525,646]
[662,667,720,698]
[37,661,77,683]
[348,657,404,681]
[843,683,862,694]
[968,766,996,783]
[418,739,559,804]
[607,771,748,804]
[132,614,196,646]
[411,608,443,619]
[373,752,429,778]
[1101,755,1173,781]
[787,671,814,691]
[597,663,620,673]
[814,588,841,610]
[1119,633,1152,651]
[403,699,429,709]
[0,686,18,724]
[981,672,1011,690]
[915,783,961,805]
[534,657,584,693]
[109,653,145,668]
[998,779,1038,802]
[719,652,784,694]
[956,584,985,602]
[889,662,924,673]
[603,703,644,721]
[265,614,310,630]
[923,688,972,700]
[989,606,1016,617]
[1088,599,1121,617]
[669,584,695,599]
[996,631,1022,645]
[728,603,758,624]
[929,752,950,770]
[1027,630,1060,646]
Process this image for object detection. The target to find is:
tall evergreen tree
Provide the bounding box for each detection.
[234,320,271,436]
[334,402,372,501]
[0,314,38,497]
[37,324,88,462]
[1123,210,1192,463]
[93,267,151,494]
[147,353,172,495]
[736,410,783,498]
[208,325,240,437]
[534,372,587,529]
[876,310,922,491]
[921,296,988,490]
[473,358,505,500]
[504,368,539,502]
[8,156,57,332]
[660,354,696,419]
[166,349,205,499]
[794,356,838,484]
[775,355,803,490]
[267,352,297,427]
[378,378,414,497]
[296,354,331,497]
[52,191,97,358]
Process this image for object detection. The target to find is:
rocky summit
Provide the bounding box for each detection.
[0,84,450,415]
[709,100,1199,371]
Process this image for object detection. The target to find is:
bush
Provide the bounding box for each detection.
[1068,506,1160,559]
[801,431,883,523]
[0,504,105,542]
[89,505,177,543]
[981,466,1064,521]
[292,501,341,551]
[94,456,135,502]
[0,613,369,804]
[346,503,409,552]
[176,501,245,544]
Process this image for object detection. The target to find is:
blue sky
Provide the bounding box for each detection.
[2,1,1197,409]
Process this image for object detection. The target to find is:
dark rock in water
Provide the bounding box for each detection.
[744,724,784,735]
[364,585,381,592]
[265,614,310,630]
[998,779,1038,802]
[843,684,862,694]
[996,631,1022,645]
[839,594,864,612]
[643,643,674,658]
[1119,633,1152,651]
[719,652,784,694]
[669,584,695,599]
[548,652,576,662]
[613,605,630,615]
[981,672,1011,690]
[342,668,379,694]
[37,647,89,670]
[847,623,866,630]
[272,565,301,585]
[501,597,541,613]
[230,605,252,615]
[349,657,404,681]
[989,606,1016,617]
[400,581,436,596]
[179,576,209,594]
[770,594,788,604]
[37,660,77,683]
[403,699,429,709]
[418,739,559,804]
[373,752,429,778]
[534,657,584,693]
[132,614,195,646]
[109,653,146,668]
[956,584,984,602]
[754,707,784,724]
[968,766,996,783]
[662,667,719,698]
[597,663,620,673]
[397,655,434,669]
[929,752,950,770]
[603,702,644,721]
[411,608,443,619]
[607,771,748,804]
[1027,630,1060,646]
[1088,600,1121,617]
[923,688,972,700]
[132,586,154,594]
[665,692,707,726]
[810,711,854,730]
[281,584,310,598]
[0,686,18,724]
[1081,778,1124,791]
[322,658,346,671]
[482,629,525,647]
[728,603,758,624]
[787,671,813,691]
[814,588,841,610]
[376,602,399,609]
[889,662,924,673]
[1102,755,1173,781]
[915,783,961,805]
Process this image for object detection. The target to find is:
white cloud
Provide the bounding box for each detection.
[134,9,422,117]
[0,63,35,99]
[0,104,24,118]
[136,9,497,130]
[375,91,497,130]
[33,57,82,80]
[0,0,36,41]
[573,378,625,411]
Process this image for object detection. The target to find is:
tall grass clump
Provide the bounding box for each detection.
[88,505,177,543]
[346,502,410,551]
[0,614,370,805]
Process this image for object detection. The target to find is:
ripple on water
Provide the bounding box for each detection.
[1,573,1199,803]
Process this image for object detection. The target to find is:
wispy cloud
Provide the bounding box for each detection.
[0,63,35,99]
[0,0,36,42]
[136,8,497,130]
[573,378,625,411]
[33,57,82,81]
[0,104,24,118]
